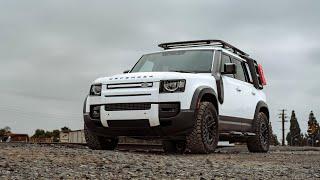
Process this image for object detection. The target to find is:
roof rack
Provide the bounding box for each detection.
[158,39,249,57]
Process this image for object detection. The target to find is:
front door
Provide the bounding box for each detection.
[219,53,255,132]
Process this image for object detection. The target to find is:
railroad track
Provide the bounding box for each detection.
[117,143,164,152]
[5,140,233,153]
[17,142,165,152]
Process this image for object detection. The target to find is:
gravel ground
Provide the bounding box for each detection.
[0,143,320,179]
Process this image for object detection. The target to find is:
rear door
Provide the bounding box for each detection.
[241,61,261,131]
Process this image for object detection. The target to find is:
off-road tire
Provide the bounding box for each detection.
[186,102,219,154]
[84,124,118,150]
[247,112,270,153]
[162,140,186,154]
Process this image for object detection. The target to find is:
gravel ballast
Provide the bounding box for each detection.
[0,143,320,179]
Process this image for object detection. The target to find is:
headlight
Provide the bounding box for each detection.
[90,84,102,96]
[160,80,186,93]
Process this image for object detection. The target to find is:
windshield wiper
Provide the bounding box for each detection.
[170,70,195,73]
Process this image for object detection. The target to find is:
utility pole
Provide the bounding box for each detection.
[278,109,288,146]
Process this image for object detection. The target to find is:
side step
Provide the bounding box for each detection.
[220,131,256,137]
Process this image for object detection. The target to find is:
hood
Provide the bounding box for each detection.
[93,72,212,84]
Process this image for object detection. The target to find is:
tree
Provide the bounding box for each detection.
[0,126,11,137]
[61,126,71,133]
[32,129,61,142]
[269,122,280,146]
[52,129,60,142]
[307,111,320,146]
[286,111,302,146]
[300,134,309,146]
[32,129,46,138]
[0,126,11,141]
[0,126,11,136]
[271,134,280,146]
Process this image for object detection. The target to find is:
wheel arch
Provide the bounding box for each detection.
[254,101,269,121]
[190,86,219,114]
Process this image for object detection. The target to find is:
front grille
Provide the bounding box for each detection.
[107,82,153,89]
[105,103,151,111]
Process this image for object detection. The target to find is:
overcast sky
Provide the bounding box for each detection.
[1,1,320,141]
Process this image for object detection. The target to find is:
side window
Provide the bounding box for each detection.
[244,63,253,83]
[220,54,234,78]
[231,58,247,82]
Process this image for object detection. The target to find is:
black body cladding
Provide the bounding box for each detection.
[83,109,195,138]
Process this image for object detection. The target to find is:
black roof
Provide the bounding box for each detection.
[158,39,249,57]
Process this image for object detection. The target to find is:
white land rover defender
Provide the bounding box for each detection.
[83,40,269,153]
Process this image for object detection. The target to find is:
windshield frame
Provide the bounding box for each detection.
[130,49,215,74]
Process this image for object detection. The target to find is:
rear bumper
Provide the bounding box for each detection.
[83,109,195,138]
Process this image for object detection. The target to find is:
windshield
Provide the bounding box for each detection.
[131,50,213,73]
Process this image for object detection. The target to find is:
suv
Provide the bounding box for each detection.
[83,40,270,153]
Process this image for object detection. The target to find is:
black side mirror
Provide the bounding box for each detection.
[123,70,130,74]
[222,63,236,74]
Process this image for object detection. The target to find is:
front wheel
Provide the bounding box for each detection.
[247,112,270,153]
[186,102,219,154]
[84,124,118,150]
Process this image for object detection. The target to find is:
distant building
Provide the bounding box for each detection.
[30,137,53,143]
[8,133,29,142]
[59,131,69,143]
[59,130,86,144]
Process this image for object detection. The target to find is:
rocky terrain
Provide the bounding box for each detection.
[0,143,320,179]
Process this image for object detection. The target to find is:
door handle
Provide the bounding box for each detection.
[236,87,242,92]
[251,91,256,96]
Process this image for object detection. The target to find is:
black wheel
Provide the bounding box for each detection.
[84,124,118,150]
[247,112,270,153]
[162,140,186,154]
[186,102,219,154]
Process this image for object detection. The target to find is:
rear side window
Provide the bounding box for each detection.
[231,58,247,82]
[244,63,253,83]
[220,54,234,78]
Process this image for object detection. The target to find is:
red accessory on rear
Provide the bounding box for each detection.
[258,64,267,85]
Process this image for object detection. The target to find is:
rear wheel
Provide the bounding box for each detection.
[162,140,186,154]
[84,124,118,150]
[247,112,270,153]
[186,102,219,154]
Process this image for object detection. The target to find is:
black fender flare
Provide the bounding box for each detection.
[212,50,224,104]
[190,86,218,113]
[213,73,224,104]
[83,95,88,113]
[254,101,269,121]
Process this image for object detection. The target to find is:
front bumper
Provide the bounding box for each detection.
[84,78,195,138]
[84,108,195,138]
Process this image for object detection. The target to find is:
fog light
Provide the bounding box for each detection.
[90,105,100,119]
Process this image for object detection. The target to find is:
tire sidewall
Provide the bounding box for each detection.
[247,112,270,153]
[84,124,118,150]
[199,102,219,152]
[259,113,270,152]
